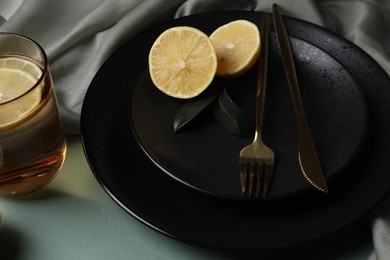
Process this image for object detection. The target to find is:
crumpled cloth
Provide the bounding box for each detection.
[0,0,389,259]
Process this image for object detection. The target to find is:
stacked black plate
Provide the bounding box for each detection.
[81,11,390,254]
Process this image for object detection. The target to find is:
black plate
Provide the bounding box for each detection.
[131,34,367,200]
[81,11,390,253]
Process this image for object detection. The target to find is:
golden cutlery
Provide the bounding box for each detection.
[272,3,328,193]
[239,13,274,198]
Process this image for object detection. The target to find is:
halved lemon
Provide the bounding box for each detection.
[0,56,43,130]
[210,20,261,77]
[148,26,217,99]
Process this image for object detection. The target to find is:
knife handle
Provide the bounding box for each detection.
[272,5,305,123]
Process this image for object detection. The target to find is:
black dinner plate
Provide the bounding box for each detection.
[131,34,367,200]
[81,11,390,253]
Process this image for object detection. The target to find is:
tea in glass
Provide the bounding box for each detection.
[0,33,66,196]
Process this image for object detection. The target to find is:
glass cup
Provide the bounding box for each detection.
[0,33,67,196]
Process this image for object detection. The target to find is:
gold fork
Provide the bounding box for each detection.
[239,13,274,198]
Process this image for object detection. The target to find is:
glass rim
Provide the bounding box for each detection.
[0,32,49,106]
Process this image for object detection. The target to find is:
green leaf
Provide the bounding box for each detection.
[173,79,232,133]
[213,87,255,137]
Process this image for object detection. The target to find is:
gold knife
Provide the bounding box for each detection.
[272,4,328,193]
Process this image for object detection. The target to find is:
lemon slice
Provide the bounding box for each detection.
[210,20,261,77]
[0,56,43,130]
[149,26,217,99]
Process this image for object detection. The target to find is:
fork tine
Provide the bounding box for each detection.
[256,163,264,197]
[260,164,274,198]
[240,163,248,195]
[248,163,256,196]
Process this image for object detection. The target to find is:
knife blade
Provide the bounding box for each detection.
[272,4,328,193]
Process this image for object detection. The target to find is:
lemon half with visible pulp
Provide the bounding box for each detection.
[149,26,217,99]
[210,20,261,77]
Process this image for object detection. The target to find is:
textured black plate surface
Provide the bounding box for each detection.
[131,33,367,199]
[81,11,390,253]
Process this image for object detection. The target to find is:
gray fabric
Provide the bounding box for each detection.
[0,0,389,258]
[0,0,388,134]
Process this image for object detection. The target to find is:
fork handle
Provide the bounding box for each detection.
[254,13,269,142]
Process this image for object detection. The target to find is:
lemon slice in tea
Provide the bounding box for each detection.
[0,56,43,130]
[149,26,217,99]
[210,20,261,77]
